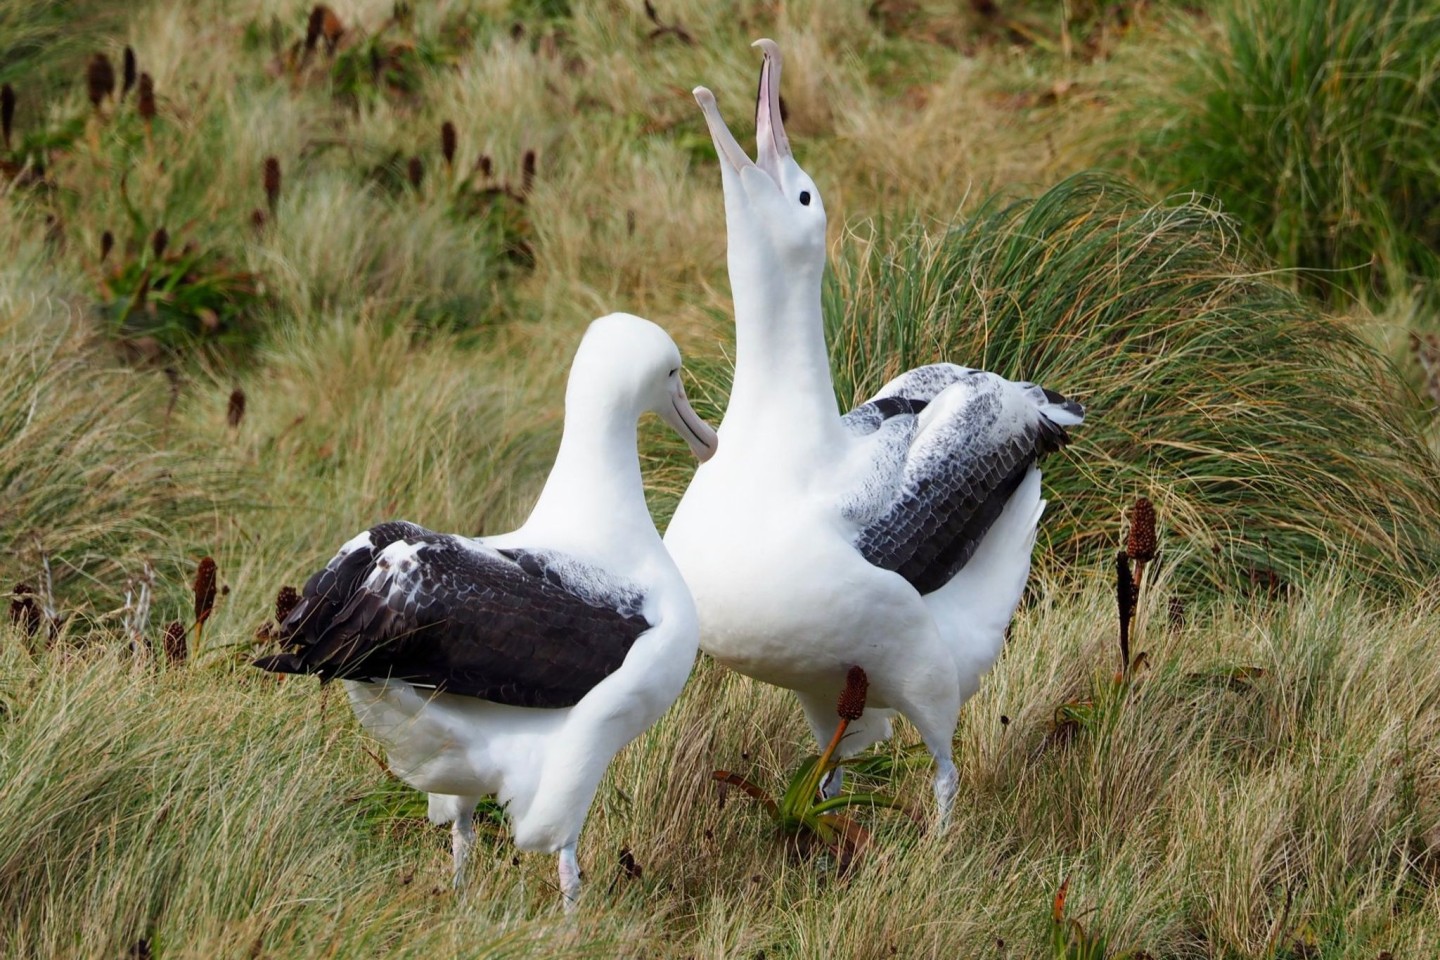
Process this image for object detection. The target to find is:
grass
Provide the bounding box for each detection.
[3,0,1440,954]
[3,577,1437,957]
[1116,0,1440,302]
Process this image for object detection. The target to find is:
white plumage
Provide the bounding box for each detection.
[257,313,716,909]
[665,42,1083,826]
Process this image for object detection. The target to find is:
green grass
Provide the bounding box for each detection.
[4,0,1440,954]
[1117,0,1440,302]
[2,577,1437,957]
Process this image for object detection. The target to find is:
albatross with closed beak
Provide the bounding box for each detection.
[256,312,716,910]
[665,42,1083,828]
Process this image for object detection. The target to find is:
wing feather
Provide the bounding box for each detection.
[848,365,1082,595]
[254,525,652,708]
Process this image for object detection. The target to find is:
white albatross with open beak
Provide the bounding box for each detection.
[665,41,1084,827]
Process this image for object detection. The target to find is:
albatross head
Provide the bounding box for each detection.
[571,313,718,461]
[694,39,826,280]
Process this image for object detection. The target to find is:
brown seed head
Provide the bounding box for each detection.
[263,156,281,214]
[162,620,187,664]
[137,73,156,121]
[122,47,137,99]
[521,149,537,194]
[227,387,246,428]
[100,229,114,263]
[1,83,14,151]
[441,121,457,168]
[151,227,168,259]
[321,6,345,52]
[193,556,218,625]
[1127,497,1156,562]
[305,6,325,52]
[275,585,300,623]
[836,665,869,721]
[250,208,268,232]
[9,583,41,637]
[476,154,493,178]
[407,155,423,189]
[87,53,116,109]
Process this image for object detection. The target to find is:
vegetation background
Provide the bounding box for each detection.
[2,0,1438,956]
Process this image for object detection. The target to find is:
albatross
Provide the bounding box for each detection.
[255,312,716,910]
[664,42,1084,828]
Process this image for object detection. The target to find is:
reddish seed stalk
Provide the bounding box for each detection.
[193,556,217,650]
[441,121,457,168]
[86,53,115,110]
[263,157,281,215]
[227,387,246,428]
[137,73,156,138]
[122,47,137,100]
[1115,550,1133,677]
[1,83,14,152]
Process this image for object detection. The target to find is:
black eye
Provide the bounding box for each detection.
[799,191,812,206]
[669,367,679,376]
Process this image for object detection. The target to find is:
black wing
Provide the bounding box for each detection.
[254,526,652,709]
[848,365,1083,596]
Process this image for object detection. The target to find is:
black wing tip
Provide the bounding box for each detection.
[1040,387,1085,421]
[253,652,308,674]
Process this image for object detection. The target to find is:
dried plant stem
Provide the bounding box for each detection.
[1116,550,1133,678]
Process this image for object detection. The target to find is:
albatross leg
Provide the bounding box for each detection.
[428,793,481,890]
[557,843,581,912]
[932,756,959,832]
[451,807,477,890]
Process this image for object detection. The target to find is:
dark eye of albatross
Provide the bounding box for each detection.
[799,191,812,206]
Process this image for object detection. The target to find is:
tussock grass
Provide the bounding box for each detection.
[6,0,1440,954]
[1117,0,1440,301]
[821,173,1440,592]
[3,577,1437,957]
[0,223,236,616]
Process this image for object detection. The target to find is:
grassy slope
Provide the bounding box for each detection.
[2,0,1438,956]
[2,580,1437,958]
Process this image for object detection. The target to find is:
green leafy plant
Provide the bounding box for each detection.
[712,667,913,869]
[94,228,265,355]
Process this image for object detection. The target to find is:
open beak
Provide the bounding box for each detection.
[752,39,790,182]
[661,379,718,462]
[693,86,754,175]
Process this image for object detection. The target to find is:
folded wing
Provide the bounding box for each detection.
[254,524,652,708]
[848,364,1083,596]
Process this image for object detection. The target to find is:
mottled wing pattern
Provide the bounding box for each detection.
[849,364,1082,596]
[254,526,652,708]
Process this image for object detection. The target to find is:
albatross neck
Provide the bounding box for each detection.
[723,260,844,447]
[523,397,657,554]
